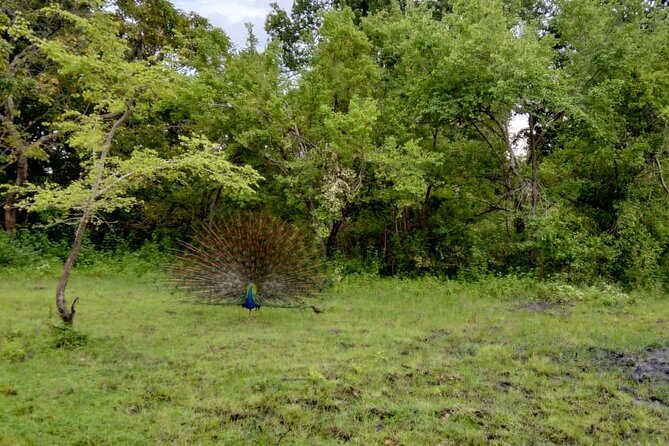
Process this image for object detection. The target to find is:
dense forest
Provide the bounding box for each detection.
[2,0,669,288]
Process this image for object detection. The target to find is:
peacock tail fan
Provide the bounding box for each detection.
[173,212,327,308]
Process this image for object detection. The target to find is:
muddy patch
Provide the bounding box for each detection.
[630,348,669,383]
[593,346,669,384]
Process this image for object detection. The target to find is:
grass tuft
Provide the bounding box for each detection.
[51,324,89,349]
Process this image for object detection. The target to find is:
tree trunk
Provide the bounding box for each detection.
[654,154,669,195]
[3,151,28,235]
[325,202,352,257]
[528,114,539,215]
[2,91,58,234]
[419,183,432,230]
[55,208,89,325]
[206,187,222,222]
[326,219,343,257]
[55,104,133,325]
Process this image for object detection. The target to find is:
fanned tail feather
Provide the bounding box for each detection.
[173,212,326,307]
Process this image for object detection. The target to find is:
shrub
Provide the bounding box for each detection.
[611,202,663,288]
[0,232,24,266]
[528,206,614,284]
[0,330,34,363]
[51,324,89,349]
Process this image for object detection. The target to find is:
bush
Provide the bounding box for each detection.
[51,324,89,349]
[611,202,664,289]
[0,231,61,271]
[527,207,614,284]
[0,228,174,278]
[0,329,34,363]
[0,232,24,266]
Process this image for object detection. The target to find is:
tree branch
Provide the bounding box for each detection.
[534,110,565,147]
[654,154,669,195]
[8,44,38,74]
[472,123,507,172]
[29,131,59,149]
[95,170,137,198]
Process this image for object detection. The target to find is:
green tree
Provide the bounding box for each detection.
[20,6,260,324]
[545,0,669,285]
[0,1,96,234]
[281,9,380,254]
[266,0,333,71]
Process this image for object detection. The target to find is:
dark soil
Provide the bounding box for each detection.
[595,346,669,384]
[630,348,669,383]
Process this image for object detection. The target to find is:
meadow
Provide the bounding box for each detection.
[1,272,668,445]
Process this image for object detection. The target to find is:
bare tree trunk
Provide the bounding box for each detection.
[2,93,25,235]
[3,195,17,235]
[56,105,132,325]
[403,207,411,232]
[653,154,669,195]
[419,183,432,230]
[55,207,89,324]
[326,219,343,257]
[528,114,539,215]
[3,151,27,235]
[206,187,223,222]
[325,202,352,257]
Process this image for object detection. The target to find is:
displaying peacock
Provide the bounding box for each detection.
[174,212,326,312]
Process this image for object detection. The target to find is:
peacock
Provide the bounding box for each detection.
[174,212,325,313]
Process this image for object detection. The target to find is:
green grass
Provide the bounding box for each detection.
[1,273,668,445]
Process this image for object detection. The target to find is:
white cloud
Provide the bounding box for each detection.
[172,0,293,47]
[175,0,266,23]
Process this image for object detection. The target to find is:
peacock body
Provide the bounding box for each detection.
[243,281,259,311]
[174,212,325,310]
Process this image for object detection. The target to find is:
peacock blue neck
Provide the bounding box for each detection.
[243,281,258,310]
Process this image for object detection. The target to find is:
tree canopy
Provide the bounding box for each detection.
[3,0,669,288]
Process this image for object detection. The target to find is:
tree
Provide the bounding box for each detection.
[22,6,260,324]
[278,9,381,254]
[265,0,334,71]
[544,0,669,285]
[0,1,95,234]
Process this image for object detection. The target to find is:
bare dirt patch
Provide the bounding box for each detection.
[630,348,669,383]
[592,346,669,384]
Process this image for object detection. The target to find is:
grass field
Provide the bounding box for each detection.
[1,272,668,445]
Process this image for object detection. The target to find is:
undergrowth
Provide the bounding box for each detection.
[0,230,170,279]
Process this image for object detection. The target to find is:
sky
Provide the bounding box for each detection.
[171,0,294,49]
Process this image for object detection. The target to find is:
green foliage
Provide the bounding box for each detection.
[3,0,669,288]
[527,207,614,283]
[330,247,382,278]
[265,0,331,70]
[611,202,664,288]
[465,274,638,306]
[0,231,66,271]
[371,137,442,208]
[50,324,89,349]
[0,232,22,266]
[0,329,34,363]
[0,228,175,279]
